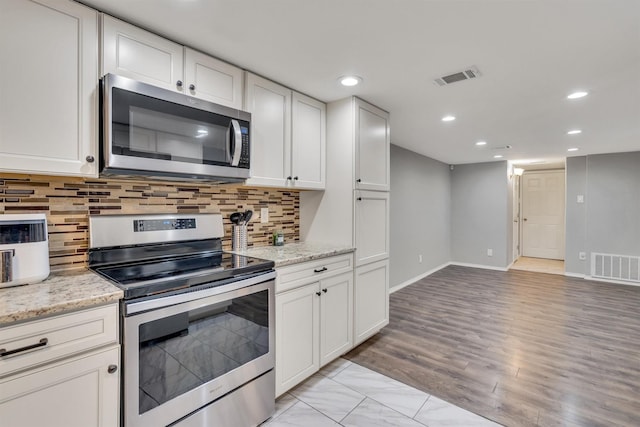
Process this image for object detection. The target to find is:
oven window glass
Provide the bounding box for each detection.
[137,290,269,414]
[111,87,249,167]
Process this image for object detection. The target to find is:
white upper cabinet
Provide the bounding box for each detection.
[354,99,390,191]
[244,73,291,187]
[291,92,326,189]
[0,0,98,177]
[101,16,243,109]
[101,15,184,92]
[245,73,326,189]
[184,48,243,109]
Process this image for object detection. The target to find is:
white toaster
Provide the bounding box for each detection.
[0,213,50,288]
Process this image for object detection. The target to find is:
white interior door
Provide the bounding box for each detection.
[513,175,521,260]
[522,171,565,260]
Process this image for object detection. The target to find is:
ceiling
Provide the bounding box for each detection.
[80,0,640,167]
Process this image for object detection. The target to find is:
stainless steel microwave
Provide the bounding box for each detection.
[101,74,250,182]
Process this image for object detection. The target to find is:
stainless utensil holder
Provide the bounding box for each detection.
[232,225,247,251]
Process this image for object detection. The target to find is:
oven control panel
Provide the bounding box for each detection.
[133,218,196,232]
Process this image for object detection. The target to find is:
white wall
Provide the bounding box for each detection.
[565,151,640,276]
[389,145,451,288]
[451,161,510,268]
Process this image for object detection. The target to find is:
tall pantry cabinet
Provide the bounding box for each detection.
[301,97,390,346]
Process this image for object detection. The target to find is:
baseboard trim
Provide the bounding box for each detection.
[584,275,640,287]
[564,272,585,278]
[389,262,451,294]
[449,262,509,272]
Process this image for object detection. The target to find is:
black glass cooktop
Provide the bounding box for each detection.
[92,252,274,300]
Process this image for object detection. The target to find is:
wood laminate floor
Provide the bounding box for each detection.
[345,265,640,427]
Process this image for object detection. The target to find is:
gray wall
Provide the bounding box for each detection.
[389,144,451,288]
[565,151,640,276]
[451,161,510,268]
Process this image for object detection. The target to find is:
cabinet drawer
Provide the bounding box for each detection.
[276,253,353,293]
[0,304,118,378]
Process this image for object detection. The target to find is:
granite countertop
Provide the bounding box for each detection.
[0,270,123,326]
[231,242,355,267]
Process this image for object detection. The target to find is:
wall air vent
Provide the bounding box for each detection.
[434,66,482,86]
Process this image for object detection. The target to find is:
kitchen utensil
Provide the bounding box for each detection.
[230,212,243,225]
[242,210,253,225]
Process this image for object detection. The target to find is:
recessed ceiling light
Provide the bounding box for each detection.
[567,129,582,135]
[475,141,487,146]
[494,155,503,159]
[567,91,588,99]
[442,115,456,122]
[339,76,362,87]
[567,148,579,152]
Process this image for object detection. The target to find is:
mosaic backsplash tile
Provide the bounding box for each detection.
[0,173,299,272]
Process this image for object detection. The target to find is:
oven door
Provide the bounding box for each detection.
[102,73,250,181]
[123,275,274,427]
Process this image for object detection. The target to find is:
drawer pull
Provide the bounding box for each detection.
[322,288,328,293]
[0,338,48,357]
[313,267,328,273]
[108,364,118,374]
[315,291,321,296]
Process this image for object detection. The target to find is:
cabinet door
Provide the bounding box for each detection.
[319,272,353,366]
[354,98,390,191]
[354,260,389,346]
[184,48,243,109]
[244,73,291,187]
[0,345,120,427]
[0,0,98,177]
[354,190,390,266]
[102,15,183,92]
[275,284,319,396]
[291,92,326,189]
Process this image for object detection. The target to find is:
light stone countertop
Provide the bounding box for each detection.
[0,270,123,326]
[231,242,355,267]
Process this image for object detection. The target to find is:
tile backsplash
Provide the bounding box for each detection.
[0,173,299,272]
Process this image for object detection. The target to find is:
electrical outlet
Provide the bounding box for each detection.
[487,248,493,257]
[577,195,584,203]
[260,207,269,223]
[579,252,586,260]
[418,254,423,263]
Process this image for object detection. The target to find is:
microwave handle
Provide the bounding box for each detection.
[228,119,242,167]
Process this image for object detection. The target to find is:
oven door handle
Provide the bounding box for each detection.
[125,270,276,315]
[228,119,242,167]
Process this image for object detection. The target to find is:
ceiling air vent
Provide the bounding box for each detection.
[433,66,482,86]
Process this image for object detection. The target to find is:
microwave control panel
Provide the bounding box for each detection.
[239,126,250,169]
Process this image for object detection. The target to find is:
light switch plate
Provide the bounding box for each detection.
[577,195,584,203]
[260,207,269,223]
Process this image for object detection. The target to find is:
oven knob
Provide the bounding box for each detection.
[108,364,118,374]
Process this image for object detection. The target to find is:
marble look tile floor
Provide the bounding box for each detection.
[263,358,502,427]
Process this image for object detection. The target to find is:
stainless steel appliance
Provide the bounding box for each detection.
[88,214,275,427]
[0,214,49,288]
[101,74,251,182]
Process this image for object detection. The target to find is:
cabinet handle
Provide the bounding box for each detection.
[286,176,292,180]
[189,84,196,91]
[314,267,328,273]
[108,364,118,374]
[316,291,321,296]
[322,288,328,293]
[176,80,183,88]
[357,197,362,201]
[0,338,48,357]
[294,176,299,180]
[356,179,362,183]
[85,155,95,163]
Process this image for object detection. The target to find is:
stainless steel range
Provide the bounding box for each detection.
[88,214,275,427]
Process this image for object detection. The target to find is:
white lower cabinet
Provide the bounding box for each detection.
[354,259,389,346]
[0,304,120,426]
[0,345,120,427]
[275,263,353,396]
